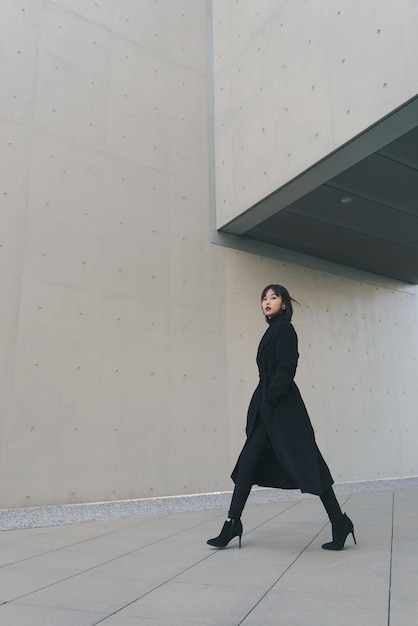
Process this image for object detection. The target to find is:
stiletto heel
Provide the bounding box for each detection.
[207,518,243,549]
[322,513,356,551]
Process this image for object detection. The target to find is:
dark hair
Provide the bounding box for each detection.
[261,284,299,322]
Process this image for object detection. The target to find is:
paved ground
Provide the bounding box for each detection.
[0,484,417,625]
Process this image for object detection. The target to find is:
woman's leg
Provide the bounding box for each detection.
[320,486,343,524]
[228,418,270,519]
[321,486,356,550]
[207,418,271,548]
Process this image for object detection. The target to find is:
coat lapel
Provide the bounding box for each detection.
[258,317,283,356]
[257,325,275,360]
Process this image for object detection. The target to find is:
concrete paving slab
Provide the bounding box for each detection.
[101,615,218,626]
[0,528,47,544]
[390,550,418,601]
[91,546,212,584]
[272,547,390,597]
[240,588,388,626]
[0,530,97,553]
[120,580,265,625]
[176,547,297,590]
[389,598,418,626]
[0,566,81,604]
[6,545,120,573]
[0,546,53,567]
[16,573,158,614]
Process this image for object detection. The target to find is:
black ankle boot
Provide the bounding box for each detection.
[322,513,356,551]
[207,518,243,549]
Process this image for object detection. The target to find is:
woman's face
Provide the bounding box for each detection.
[262,289,283,319]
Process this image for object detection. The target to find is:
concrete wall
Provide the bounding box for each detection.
[212,0,418,227]
[1,0,417,509]
[0,0,233,508]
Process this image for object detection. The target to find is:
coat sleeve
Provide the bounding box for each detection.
[266,322,299,404]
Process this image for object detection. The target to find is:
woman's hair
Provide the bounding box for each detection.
[261,284,299,322]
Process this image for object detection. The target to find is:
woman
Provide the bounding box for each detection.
[207,284,356,551]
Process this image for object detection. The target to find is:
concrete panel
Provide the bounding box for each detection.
[212,0,418,227]
[0,120,32,497]
[0,0,43,125]
[112,0,207,72]
[0,120,32,223]
[324,1,416,146]
[107,36,171,171]
[34,4,112,151]
[169,66,209,185]
[0,0,232,508]
[52,0,116,30]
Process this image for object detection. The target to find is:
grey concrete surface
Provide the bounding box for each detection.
[0,482,417,625]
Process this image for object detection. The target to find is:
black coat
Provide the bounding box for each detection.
[231,315,333,496]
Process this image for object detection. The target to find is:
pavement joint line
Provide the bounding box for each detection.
[236,493,354,625]
[90,549,219,625]
[1,513,226,607]
[237,520,331,625]
[0,516,168,563]
[0,516,170,570]
[239,500,302,539]
[90,503,302,624]
[82,503,306,624]
[0,508,226,571]
[91,501,318,625]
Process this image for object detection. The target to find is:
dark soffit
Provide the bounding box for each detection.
[219,97,418,283]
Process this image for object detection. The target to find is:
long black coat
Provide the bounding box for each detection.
[231,315,333,496]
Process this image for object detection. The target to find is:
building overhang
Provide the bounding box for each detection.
[219,96,418,284]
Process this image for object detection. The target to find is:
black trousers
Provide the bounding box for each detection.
[228,416,342,523]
